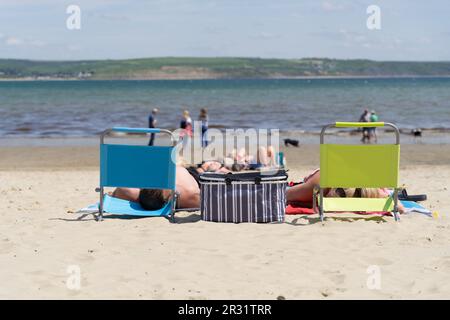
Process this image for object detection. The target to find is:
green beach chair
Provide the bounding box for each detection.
[313,122,401,222]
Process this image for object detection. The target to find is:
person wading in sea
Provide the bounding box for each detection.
[369,110,379,143]
[359,108,371,144]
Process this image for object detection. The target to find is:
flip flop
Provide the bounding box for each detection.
[398,189,427,202]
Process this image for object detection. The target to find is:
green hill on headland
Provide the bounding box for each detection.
[1,57,450,80]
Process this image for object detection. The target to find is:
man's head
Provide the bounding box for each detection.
[152,108,159,115]
[138,188,170,210]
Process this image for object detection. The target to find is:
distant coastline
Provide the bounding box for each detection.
[1,57,450,80]
[2,75,450,82]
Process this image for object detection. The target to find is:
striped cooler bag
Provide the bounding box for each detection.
[199,170,288,223]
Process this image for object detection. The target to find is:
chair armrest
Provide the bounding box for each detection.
[111,127,162,134]
[335,122,385,128]
[100,127,176,145]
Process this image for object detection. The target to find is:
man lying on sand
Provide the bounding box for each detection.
[286,169,405,213]
[111,161,229,210]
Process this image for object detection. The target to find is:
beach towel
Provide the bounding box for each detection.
[77,194,197,218]
[285,204,315,215]
[285,204,391,216]
[285,200,432,217]
[78,197,431,218]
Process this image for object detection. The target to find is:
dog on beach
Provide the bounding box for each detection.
[284,138,299,147]
[412,128,422,137]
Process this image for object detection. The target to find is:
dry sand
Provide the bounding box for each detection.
[0,144,449,299]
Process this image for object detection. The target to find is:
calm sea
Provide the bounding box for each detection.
[0,77,449,137]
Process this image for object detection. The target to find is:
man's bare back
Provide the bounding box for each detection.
[111,165,200,208]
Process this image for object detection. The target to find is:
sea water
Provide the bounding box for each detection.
[0,77,449,138]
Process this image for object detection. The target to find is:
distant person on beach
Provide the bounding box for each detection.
[148,108,159,146]
[198,108,209,148]
[286,168,405,213]
[359,109,370,143]
[179,110,193,150]
[369,110,379,143]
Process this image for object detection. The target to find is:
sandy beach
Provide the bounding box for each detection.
[1,142,449,299]
[2,0,450,304]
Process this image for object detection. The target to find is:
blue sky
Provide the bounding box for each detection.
[0,0,449,61]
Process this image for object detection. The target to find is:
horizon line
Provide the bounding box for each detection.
[1,56,450,63]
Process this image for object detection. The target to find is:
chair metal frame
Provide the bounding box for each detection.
[97,127,178,222]
[313,122,401,222]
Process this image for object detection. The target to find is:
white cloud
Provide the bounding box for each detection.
[29,40,46,47]
[67,44,82,52]
[2,35,47,47]
[321,1,344,12]
[311,29,368,44]
[418,37,432,44]
[250,32,281,40]
[89,12,131,22]
[6,37,24,46]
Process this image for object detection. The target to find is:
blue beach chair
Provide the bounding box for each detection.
[97,127,180,222]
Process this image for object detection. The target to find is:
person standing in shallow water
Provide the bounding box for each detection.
[198,108,209,148]
[359,109,371,144]
[369,110,379,143]
[148,108,159,146]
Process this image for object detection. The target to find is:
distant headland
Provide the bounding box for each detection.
[1,57,450,80]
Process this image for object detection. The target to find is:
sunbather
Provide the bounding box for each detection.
[111,162,229,210]
[195,160,231,174]
[111,165,201,210]
[286,169,405,213]
[225,146,277,171]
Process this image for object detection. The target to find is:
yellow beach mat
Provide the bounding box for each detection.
[322,197,393,212]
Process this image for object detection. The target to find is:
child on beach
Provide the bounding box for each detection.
[180,110,192,135]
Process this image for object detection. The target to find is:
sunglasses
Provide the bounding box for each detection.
[335,188,362,198]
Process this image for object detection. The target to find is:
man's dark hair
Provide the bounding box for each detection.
[232,163,244,172]
[138,189,166,210]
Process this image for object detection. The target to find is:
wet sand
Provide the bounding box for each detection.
[1,143,450,170]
